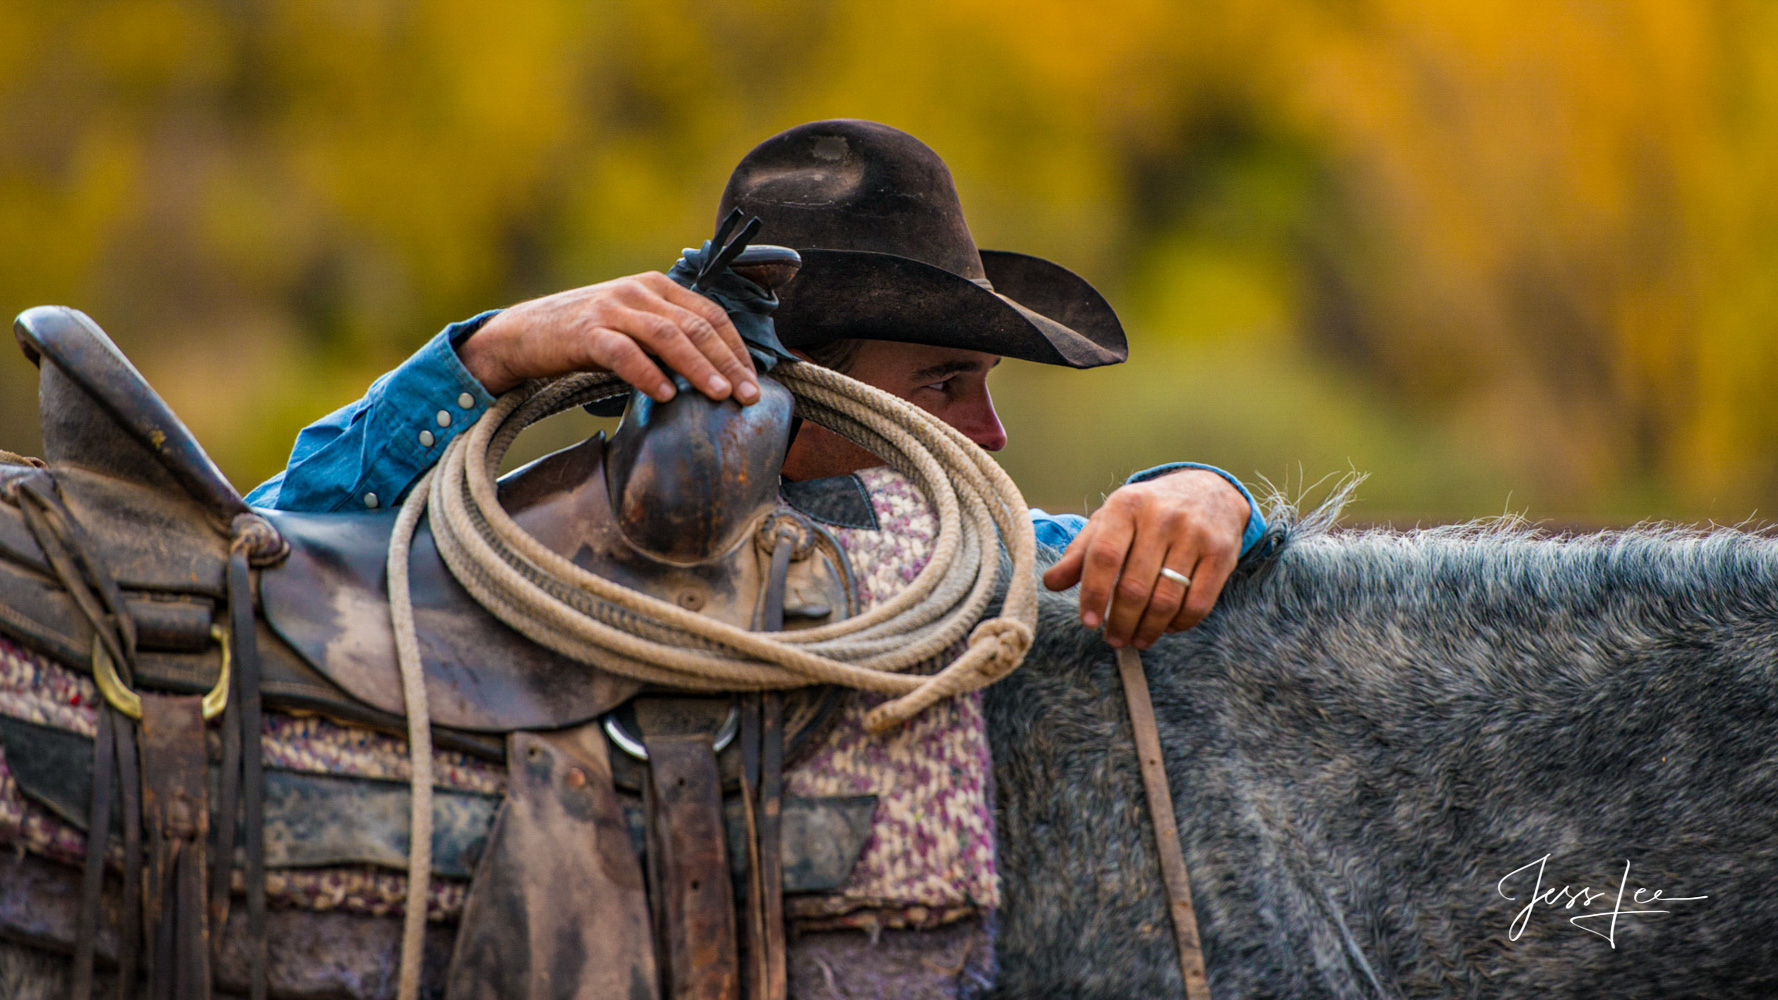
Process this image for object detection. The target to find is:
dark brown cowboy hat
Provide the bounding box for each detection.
[718,120,1127,369]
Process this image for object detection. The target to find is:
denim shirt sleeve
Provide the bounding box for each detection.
[246,311,501,512]
[1028,462,1267,557]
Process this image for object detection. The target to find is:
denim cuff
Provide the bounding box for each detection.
[1125,462,1267,557]
[344,312,500,508]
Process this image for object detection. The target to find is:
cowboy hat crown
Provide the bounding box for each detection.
[719,119,1127,369]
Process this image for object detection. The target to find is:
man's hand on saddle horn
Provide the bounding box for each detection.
[457,271,761,403]
[1043,470,1251,650]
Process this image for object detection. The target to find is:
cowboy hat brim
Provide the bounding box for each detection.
[772,248,1128,369]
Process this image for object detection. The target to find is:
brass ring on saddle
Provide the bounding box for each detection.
[603,703,741,762]
[92,623,231,721]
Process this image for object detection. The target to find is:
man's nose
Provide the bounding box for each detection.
[958,394,1007,452]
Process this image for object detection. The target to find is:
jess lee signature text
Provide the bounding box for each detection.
[1495,855,1708,948]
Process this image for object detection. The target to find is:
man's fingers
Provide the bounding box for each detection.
[651,298,760,404]
[583,327,675,402]
[1102,523,1171,647]
[646,274,760,403]
[1074,518,1135,630]
[1041,527,1093,592]
[1166,550,1236,633]
[603,305,736,402]
[1132,551,1197,649]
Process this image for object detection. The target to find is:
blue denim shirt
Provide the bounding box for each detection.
[248,313,1267,557]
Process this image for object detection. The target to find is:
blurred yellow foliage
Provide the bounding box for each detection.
[1,0,1774,524]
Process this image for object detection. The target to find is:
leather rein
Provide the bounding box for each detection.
[1118,645,1214,1000]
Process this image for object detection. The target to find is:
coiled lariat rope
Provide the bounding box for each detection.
[387,359,1037,1000]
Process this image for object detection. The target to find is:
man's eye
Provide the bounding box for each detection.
[921,379,953,394]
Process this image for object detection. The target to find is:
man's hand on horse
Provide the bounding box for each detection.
[458,272,761,404]
[1042,469,1250,649]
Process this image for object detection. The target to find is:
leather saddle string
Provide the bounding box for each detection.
[1116,646,1212,1000]
[228,538,270,1000]
[9,475,146,999]
[17,503,145,997]
[739,533,793,1000]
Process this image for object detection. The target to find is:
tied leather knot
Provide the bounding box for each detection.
[230,511,287,566]
[755,511,816,561]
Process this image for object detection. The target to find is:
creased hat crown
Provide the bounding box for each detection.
[719,119,987,280]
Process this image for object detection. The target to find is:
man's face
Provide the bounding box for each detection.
[781,340,1007,481]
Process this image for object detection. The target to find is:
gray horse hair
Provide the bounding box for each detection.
[989,487,1778,998]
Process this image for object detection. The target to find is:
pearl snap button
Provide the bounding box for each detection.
[436,410,452,428]
[419,429,435,447]
[458,392,475,409]
[363,492,379,509]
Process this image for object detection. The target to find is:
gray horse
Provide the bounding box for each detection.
[6,494,1777,998]
[990,490,1778,998]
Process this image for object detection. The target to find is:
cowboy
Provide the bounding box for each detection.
[250,120,1265,649]
[248,119,1265,995]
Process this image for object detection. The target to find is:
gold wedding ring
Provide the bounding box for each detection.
[1158,567,1192,589]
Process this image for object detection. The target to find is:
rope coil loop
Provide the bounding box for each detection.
[386,360,1038,1000]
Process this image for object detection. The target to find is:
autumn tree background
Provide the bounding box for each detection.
[2,0,1775,525]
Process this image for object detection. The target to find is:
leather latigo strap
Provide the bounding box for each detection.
[1116,646,1212,1000]
[226,535,271,1000]
[737,693,788,1000]
[755,693,787,1000]
[645,733,741,1000]
[140,692,213,1000]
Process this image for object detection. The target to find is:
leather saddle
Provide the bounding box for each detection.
[2,303,850,737]
[0,252,867,1000]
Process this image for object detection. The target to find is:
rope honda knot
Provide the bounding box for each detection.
[969,617,1034,679]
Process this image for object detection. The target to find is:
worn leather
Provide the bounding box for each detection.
[261,499,644,734]
[646,734,740,1000]
[7,306,852,740]
[780,475,878,531]
[446,725,657,1000]
[2,695,877,891]
[260,431,852,734]
[14,306,253,537]
[138,692,213,1000]
[0,851,459,1000]
[2,303,876,998]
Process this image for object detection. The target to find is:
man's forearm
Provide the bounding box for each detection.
[245,312,499,512]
